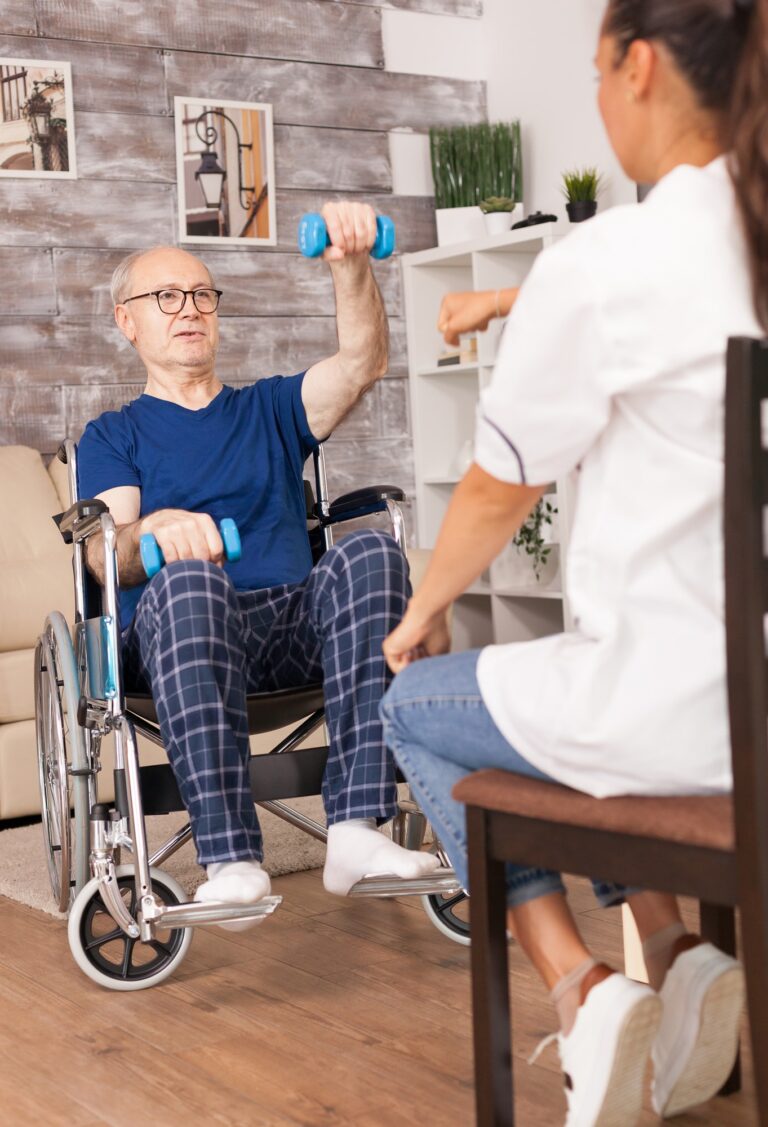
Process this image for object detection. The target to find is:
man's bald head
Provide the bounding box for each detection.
[110,245,215,306]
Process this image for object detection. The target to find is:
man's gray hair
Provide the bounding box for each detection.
[110,246,215,306]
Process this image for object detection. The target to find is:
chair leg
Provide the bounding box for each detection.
[699,902,741,1096]
[735,892,768,1124]
[466,805,514,1127]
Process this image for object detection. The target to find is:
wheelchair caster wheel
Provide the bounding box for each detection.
[422,890,471,946]
[68,865,193,991]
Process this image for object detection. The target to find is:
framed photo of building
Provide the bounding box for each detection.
[0,58,77,178]
[174,96,277,246]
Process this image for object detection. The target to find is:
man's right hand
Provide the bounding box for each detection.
[138,509,224,569]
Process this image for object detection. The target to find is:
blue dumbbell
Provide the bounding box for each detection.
[298,212,396,260]
[140,518,242,579]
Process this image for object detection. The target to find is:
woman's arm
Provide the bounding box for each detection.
[383,465,543,673]
[438,288,520,346]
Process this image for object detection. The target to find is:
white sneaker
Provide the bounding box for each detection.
[557,973,661,1126]
[651,942,745,1117]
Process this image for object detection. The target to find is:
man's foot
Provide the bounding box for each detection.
[323,818,441,896]
[651,942,745,1117]
[194,859,271,932]
[556,973,661,1126]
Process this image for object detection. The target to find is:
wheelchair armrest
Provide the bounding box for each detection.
[53,498,109,544]
[322,485,406,526]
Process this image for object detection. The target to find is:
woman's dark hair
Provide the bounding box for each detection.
[605,0,768,331]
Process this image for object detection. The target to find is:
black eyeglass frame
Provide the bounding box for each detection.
[122,288,223,314]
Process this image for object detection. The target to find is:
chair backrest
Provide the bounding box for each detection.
[724,337,768,921]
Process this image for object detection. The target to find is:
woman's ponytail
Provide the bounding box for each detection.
[728,0,768,331]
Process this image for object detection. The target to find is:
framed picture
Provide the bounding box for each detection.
[174,96,277,246]
[0,58,77,178]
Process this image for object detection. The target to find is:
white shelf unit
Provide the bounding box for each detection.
[401,226,574,651]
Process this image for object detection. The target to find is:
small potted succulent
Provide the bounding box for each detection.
[480,197,516,236]
[562,167,602,223]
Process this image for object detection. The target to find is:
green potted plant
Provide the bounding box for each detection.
[561,167,602,223]
[510,496,558,582]
[480,196,516,236]
[430,121,523,246]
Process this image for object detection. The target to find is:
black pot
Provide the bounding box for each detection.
[566,200,598,223]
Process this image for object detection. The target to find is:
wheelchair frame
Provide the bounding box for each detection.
[35,438,464,990]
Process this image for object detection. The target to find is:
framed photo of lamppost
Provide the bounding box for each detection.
[0,58,77,178]
[174,96,277,246]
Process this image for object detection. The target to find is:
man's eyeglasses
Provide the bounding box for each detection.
[123,287,223,314]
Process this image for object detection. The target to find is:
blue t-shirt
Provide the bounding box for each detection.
[77,375,319,625]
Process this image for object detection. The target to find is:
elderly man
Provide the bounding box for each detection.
[79,201,438,922]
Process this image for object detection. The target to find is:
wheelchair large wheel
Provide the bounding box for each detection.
[35,612,90,911]
[68,865,193,991]
[422,890,471,946]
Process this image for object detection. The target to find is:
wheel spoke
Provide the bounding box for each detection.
[121,937,136,978]
[436,892,466,917]
[84,927,125,952]
[149,939,173,959]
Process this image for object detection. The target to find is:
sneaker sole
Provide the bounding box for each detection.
[658,964,745,1118]
[582,995,662,1127]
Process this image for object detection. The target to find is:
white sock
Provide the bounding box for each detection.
[323,817,441,896]
[194,859,271,932]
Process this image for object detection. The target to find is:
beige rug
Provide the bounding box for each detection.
[0,797,327,919]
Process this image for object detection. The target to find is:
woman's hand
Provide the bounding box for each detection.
[437,288,521,346]
[383,603,451,675]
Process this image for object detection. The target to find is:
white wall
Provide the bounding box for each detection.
[383,0,636,218]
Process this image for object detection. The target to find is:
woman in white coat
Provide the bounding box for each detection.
[380,1,768,1123]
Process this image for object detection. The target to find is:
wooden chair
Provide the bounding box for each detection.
[453,336,768,1126]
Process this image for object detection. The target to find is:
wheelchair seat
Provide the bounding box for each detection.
[126,684,325,734]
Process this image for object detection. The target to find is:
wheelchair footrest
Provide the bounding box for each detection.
[346,868,461,898]
[152,895,282,931]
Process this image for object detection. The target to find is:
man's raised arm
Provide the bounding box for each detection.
[301,201,389,441]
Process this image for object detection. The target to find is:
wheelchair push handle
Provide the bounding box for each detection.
[140,518,242,579]
[298,212,396,261]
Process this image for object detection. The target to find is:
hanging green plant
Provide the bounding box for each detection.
[429,122,523,210]
[512,497,557,580]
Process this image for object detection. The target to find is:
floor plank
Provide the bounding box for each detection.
[0,871,758,1126]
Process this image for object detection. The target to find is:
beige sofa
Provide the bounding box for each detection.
[0,445,427,821]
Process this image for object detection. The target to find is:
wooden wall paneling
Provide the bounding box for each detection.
[164,51,486,131]
[0,249,57,315]
[33,0,385,70]
[0,35,168,117]
[322,434,415,503]
[53,248,402,318]
[343,0,481,15]
[0,34,484,128]
[0,386,65,451]
[2,1,38,36]
[273,125,392,192]
[0,315,407,390]
[330,378,408,440]
[0,183,432,254]
[73,114,392,192]
[0,180,175,247]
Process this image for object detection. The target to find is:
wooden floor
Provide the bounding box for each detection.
[0,872,758,1126]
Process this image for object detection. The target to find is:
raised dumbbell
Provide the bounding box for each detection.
[140,518,242,579]
[298,212,396,260]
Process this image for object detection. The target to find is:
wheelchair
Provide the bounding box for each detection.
[35,439,469,991]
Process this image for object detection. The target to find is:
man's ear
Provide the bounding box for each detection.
[114,303,137,345]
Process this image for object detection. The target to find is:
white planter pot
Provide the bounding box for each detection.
[435,206,485,247]
[483,212,513,236]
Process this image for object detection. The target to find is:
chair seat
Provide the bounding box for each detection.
[126,684,325,735]
[453,770,735,852]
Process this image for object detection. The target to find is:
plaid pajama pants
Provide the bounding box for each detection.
[122,529,410,865]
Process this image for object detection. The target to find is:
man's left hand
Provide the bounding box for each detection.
[321,201,378,263]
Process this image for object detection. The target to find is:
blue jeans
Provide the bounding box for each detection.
[380,649,628,909]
